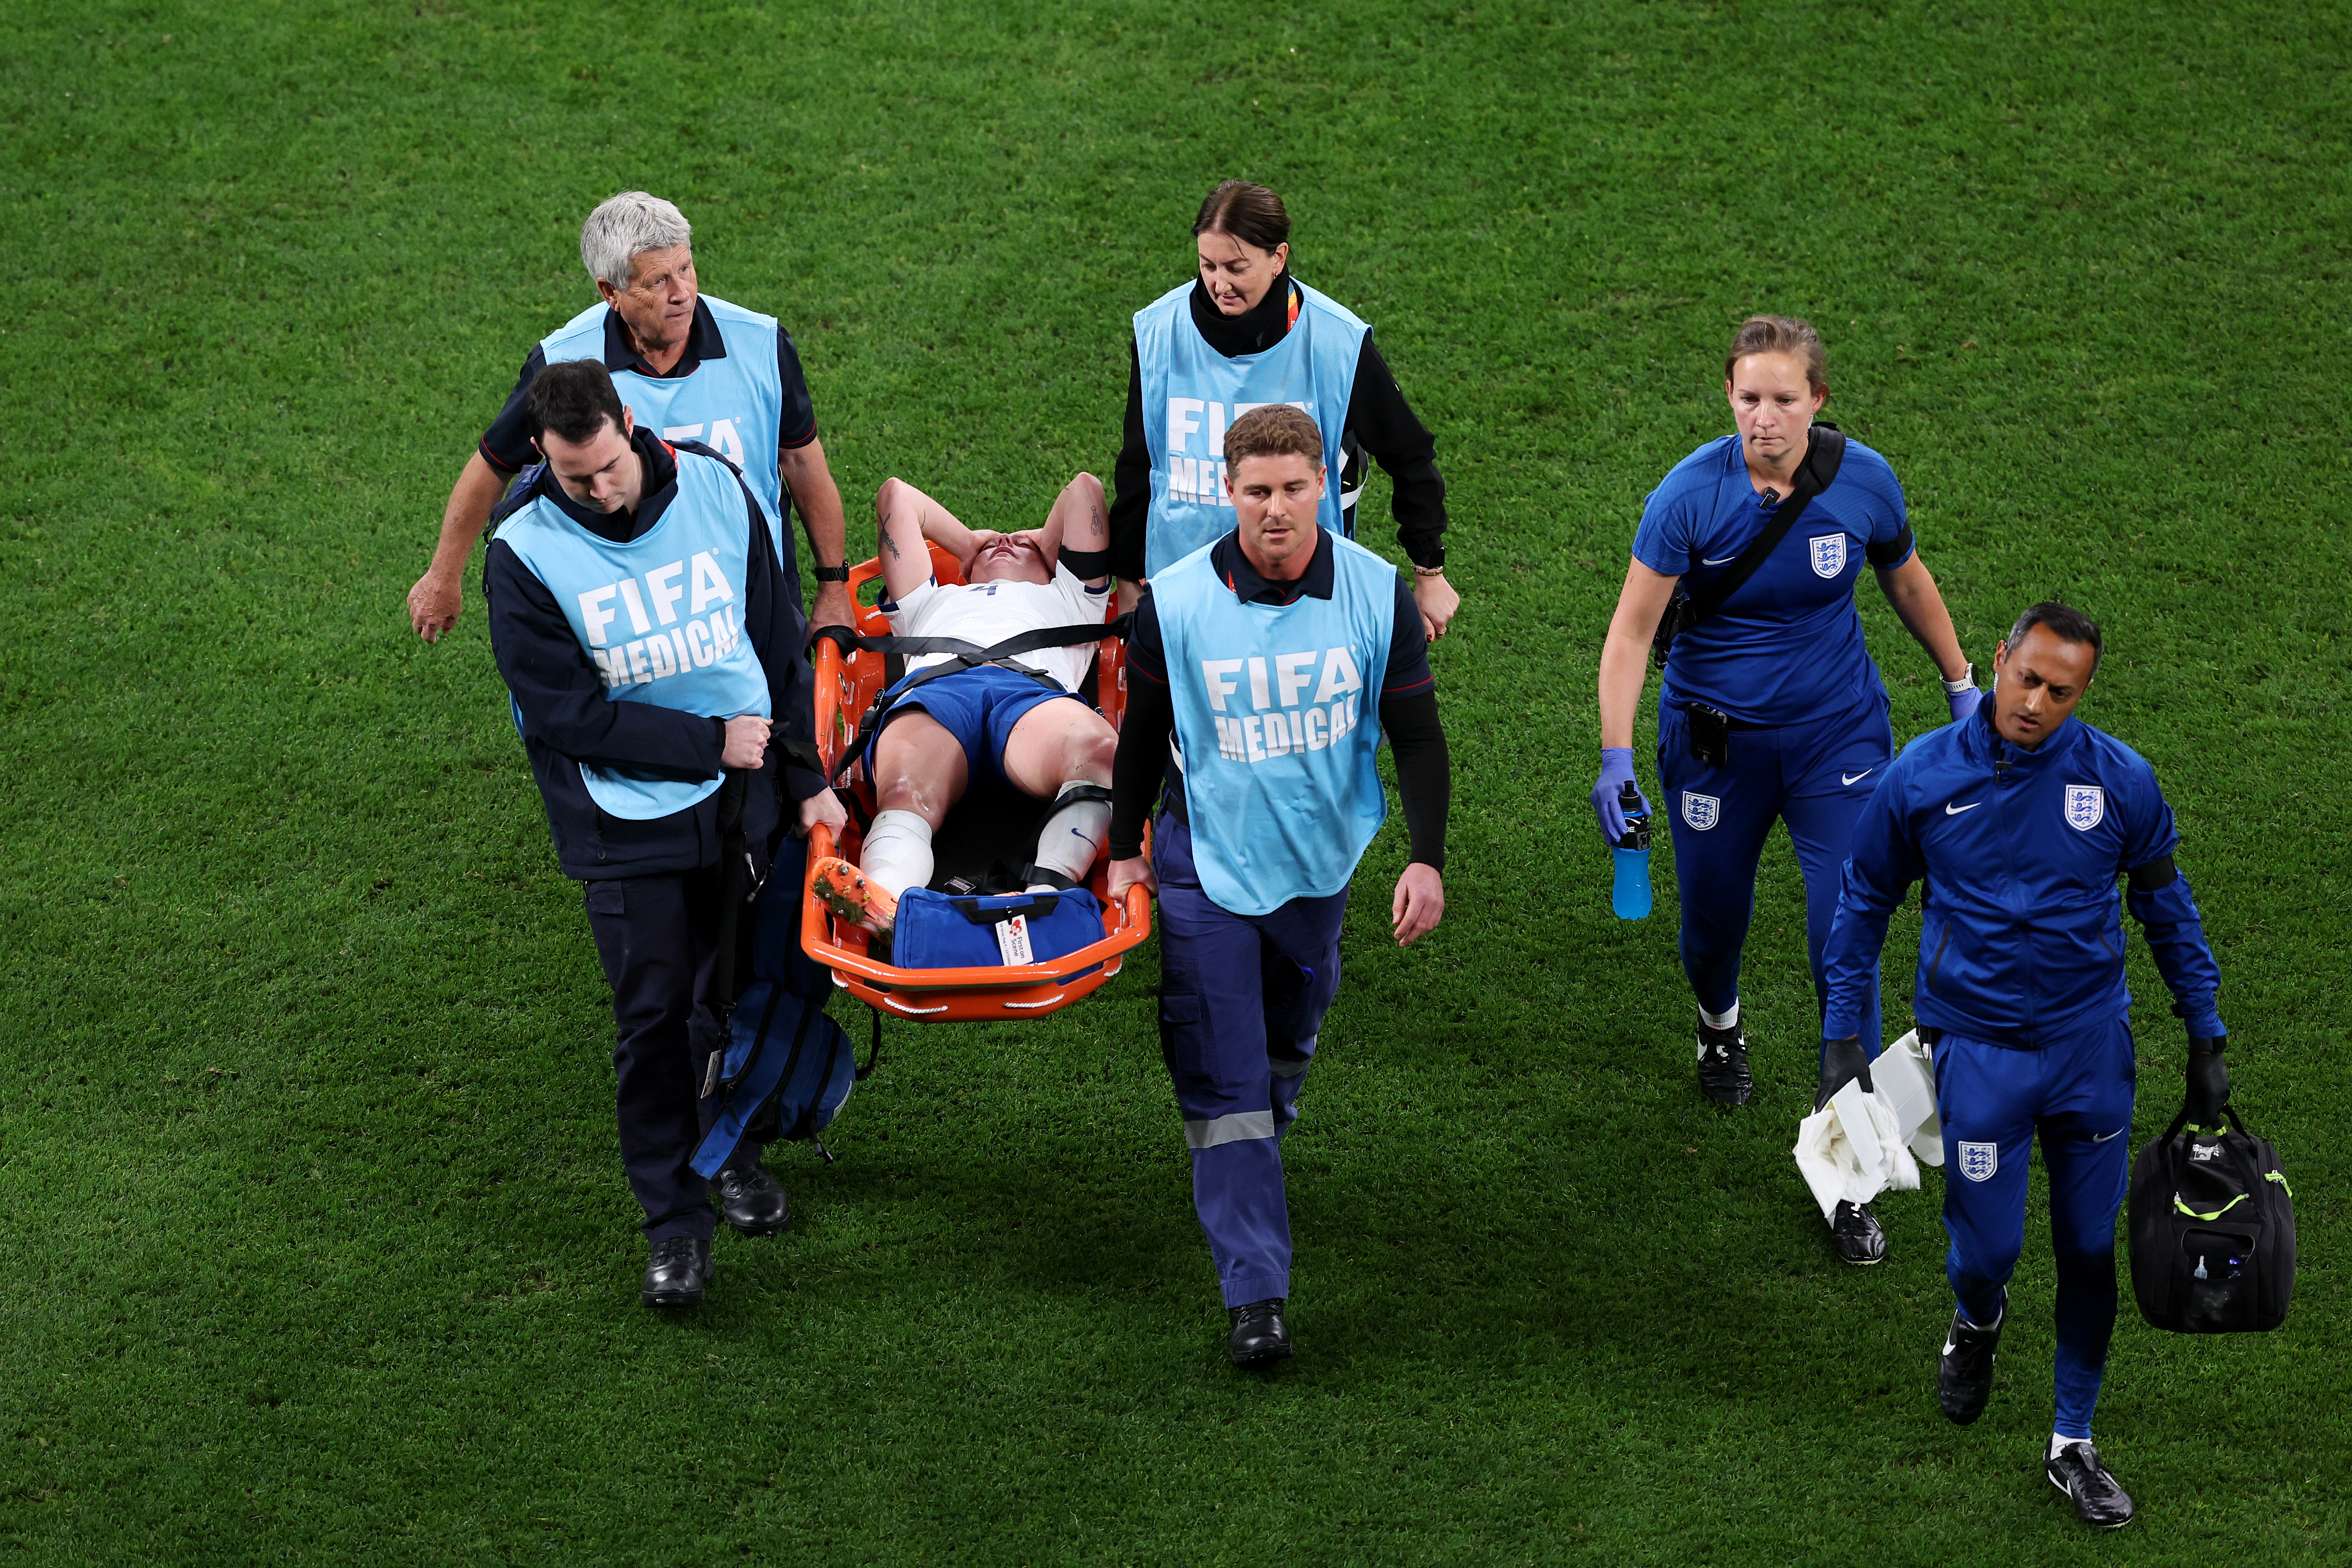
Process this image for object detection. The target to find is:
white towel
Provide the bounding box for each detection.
[1793,1083,1921,1222]
[1871,1029,1945,1168]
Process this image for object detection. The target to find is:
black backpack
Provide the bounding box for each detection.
[2128,1104,2295,1333]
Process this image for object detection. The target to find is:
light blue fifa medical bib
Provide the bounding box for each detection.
[497,449,772,820]
[1133,281,1367,579]
[540,295,791,565]
[1154,533,1398,915]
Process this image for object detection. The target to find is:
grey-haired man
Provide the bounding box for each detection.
[408,190,858,643]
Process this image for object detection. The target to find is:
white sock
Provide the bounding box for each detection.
[1030,782,1111,888]
[1701,999,1740,1030]
[2049,1431,2087,1459]
[860,810,934,899]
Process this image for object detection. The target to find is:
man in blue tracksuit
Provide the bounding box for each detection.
[485,360,844,1309]
[1107,404,1451,1370]
[1819,603,2233,1530]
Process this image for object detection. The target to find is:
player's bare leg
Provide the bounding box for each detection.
[1001,700,1118,890]
[814,712,971,931]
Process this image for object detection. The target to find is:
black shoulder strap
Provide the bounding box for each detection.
[853,617,1132,662]
[486,464,545,534]
[1682,423,1848,624]
[822,616,1133,784]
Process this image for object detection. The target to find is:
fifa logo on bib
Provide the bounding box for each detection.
[1681,792,1720,831]
[1958,1142,1998,1182]
[1165,398,1313,507]
[574,550,742,690]
[1199,647,1365,764]
[2064,785,2105,831]
[1809,534,1847,578]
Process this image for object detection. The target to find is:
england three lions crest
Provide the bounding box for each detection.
[1957,1141,1998,1182]
[1681,792,1720,831]
[2064,785,2105,831]
[1809,534,1847,578]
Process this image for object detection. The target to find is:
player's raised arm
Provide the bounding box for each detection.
[873,477,973,602]
[1039,471,1111,588]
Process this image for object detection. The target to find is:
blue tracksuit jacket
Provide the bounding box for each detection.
[1821,703,2225,1047]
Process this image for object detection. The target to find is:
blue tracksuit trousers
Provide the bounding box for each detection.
[1657,693,1892,1067]
[1153,814,1347,1308]
[1936,1019,2136,1439]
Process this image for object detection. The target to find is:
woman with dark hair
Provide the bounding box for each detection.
[1107,180,1460,641]
[1591,316,1978,1265]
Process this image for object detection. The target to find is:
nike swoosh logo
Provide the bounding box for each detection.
[1941,1338,1957,1358]
[1946,801,1982,815]
[1842,770,1874,786]
[2091,1129,2124,1143]
[1700,555,1738,565]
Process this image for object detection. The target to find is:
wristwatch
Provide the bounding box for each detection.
[1412,548,1447,576]
[1940,662,1976,695]
[812,563,851,584]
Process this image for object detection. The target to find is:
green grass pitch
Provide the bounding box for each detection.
[4,0,2347,1561]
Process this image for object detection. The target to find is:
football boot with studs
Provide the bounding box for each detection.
[1831,1199,1887,1266]
[1937,1292,2005,1425]
[2047,1441,2134,1529]
[1695,1013,1752,1106]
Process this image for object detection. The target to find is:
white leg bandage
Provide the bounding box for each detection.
[1701,999,1741,1031]
[1029,781,1112,890]
[861,810,935,899]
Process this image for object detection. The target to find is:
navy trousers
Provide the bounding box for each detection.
[583,841,773,1244]
[1657,692,1892,1066]
[1154,815,1347,1308]
[1936,1019,2136,1440]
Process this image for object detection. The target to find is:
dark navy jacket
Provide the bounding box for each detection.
[483,433,824,880]
[1822,702,2225,1048]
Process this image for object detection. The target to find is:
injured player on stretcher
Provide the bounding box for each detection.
[812,472,1119,931]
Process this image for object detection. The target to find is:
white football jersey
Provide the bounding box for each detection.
[883,564,1110,694]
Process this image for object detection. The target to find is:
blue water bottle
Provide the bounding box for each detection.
[1611,782,1653,920]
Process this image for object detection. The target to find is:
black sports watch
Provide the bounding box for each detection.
[812,563,851,583]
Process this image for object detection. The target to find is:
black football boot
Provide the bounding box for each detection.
[2047,1441,2135,1528]
[1831,1199,1887,1266]
[1695,1012,1752,1106]
[1937,1292,2005,1425]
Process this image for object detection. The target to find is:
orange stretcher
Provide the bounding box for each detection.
[801,543,1151,1021]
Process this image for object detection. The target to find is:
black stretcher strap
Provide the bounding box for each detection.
[823,616,1133,784]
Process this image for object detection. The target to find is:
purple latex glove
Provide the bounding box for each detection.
[1947,683,1983,724]
[1592,747,1650,843]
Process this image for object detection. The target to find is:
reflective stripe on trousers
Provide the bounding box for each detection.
[1155,814,1347,1308]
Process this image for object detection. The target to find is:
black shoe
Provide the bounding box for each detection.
[715,1160,791,1237]
[1831,1199,1886,1266]
[1937,1294,2005,1425]
[641,1236,713,1309]
[2047,1441,2134,1528]
[1227,1299,1293,1370]
[1695,1014,1752,1105]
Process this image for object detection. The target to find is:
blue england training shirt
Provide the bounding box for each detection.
[1632,433,1915,728]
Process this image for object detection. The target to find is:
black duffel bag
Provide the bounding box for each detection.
[2128,1104,2295,1333]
